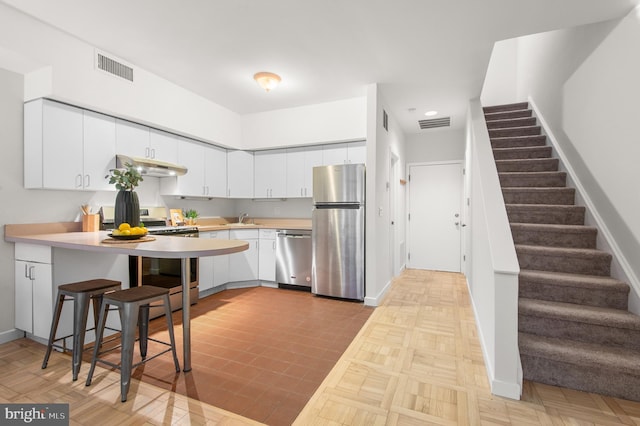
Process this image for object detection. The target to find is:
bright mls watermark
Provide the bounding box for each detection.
[1,404,68,425]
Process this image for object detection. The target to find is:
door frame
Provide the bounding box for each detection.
[406,160,464,271]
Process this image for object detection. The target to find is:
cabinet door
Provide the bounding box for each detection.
[115,119,150,158]
[254,150,286,198]
[204,145,227,198]
[42,101,84,190]
[304,146,324,197]
[211,230,230,286]
[286,148,305,198]
[258,238,276,281]
[322,143,348,165]
[149,129,179,163]
[32,263,54,339]
[83,110,116,191]
[228,239,258,282]
[177,141,206,197]
[227,151,254,198]
[347,141,367,164]
[14,261,33,333]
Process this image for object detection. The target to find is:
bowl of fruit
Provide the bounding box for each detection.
[109,223,148,240]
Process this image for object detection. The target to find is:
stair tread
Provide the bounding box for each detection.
[520,269,628,290]
[507,203,583,209]
[483,102,529,113]
[519,298,640,330]
[511,223,597,233]
[516,244,611,258]
[499,171,565,176]
[519,332,640,374]
[495,158,557,163]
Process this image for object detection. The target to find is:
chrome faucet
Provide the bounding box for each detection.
[238,213,248,224]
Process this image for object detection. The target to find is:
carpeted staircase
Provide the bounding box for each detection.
[483,102,640,401]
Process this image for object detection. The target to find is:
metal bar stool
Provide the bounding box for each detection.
[42,279,121,381]
[85,285,180,402]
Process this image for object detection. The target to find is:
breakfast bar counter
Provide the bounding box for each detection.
[5,228,249,372]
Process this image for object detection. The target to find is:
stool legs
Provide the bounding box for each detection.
[42,292,65,370]
[85,298,108,389]
[119,302,139,402]
[163,295,180,373]
[71,292,91,381]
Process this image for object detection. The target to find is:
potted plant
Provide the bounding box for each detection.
[106,163,143,227]
[183,208,199,225]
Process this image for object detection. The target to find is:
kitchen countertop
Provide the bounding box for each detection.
[195,217,311,232]
[4,230,249,258]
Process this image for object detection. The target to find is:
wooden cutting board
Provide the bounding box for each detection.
[102,236,156,244]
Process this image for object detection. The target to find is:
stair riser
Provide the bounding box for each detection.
[483,102,529,114]
[493,147,552,160]
[490,126,541,138]
[506,207,584,225]
[491,135,547,149]
[485,110,532,121]
[487,117,537,129]
[496,159,559,172]
[502,189,575,205]
[512,228,597,249]
[521,355,640,402]
[500,173,566,188]
[519,279,628,309]
[519,315,640,350]
[516,250,611,276]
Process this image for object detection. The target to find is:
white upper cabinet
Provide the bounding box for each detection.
[162,140,227,197]
[322,141,366,165]
[115,121,178,164]
[205,144,227,198]
[286,146,323,198]
[24,99,116,191]
[149,129,179,164]
[254,149,286,198]
[227,150,254,198]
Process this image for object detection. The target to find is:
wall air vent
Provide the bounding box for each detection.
[96,51,134,82]
[418,117,450,130]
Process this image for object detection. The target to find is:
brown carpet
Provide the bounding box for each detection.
[484,102,640,401]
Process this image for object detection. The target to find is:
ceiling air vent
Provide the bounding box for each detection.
[96,51,134,82]
[418,117,450,130]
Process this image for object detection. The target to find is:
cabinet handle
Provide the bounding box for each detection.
[75,174,82,188]
[272,241,276,250]
[145,147,150,158]
[255,241,259,249]
[300,188,303,197]
[24,263,29,278]
[151,148,156,159]
[84,174,90,188]
[28,266,35,280]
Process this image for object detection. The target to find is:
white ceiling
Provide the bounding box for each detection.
[2,0,638,135]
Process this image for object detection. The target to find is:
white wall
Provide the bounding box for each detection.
[480,39,518,107]
[506,11,640,305]
[405,129,465,162]
[241,97,367,149]
[364,84,406,306]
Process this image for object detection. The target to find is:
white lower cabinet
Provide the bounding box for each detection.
[258,229,277,282]
[14,244,53,339]
[199,231,230,292]
[228,229,259,282]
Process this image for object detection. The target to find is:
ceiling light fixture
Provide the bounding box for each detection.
[253,72,281,92]
[425,110,438,117]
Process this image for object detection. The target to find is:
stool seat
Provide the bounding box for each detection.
[42,279,121,381]
[58,279,121,294]
[86,285,180,402]
[103,285,169,303]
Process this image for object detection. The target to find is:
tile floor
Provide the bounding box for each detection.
[96,286,373,425]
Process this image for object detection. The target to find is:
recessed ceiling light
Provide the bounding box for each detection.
[425,110,438,117]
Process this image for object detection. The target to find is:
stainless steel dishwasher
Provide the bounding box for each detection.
[276,229,312,288]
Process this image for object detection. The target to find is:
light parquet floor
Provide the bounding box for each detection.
[2,269,640,425]
[295,269,640,425]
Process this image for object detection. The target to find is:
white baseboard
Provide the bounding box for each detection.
[0,328,26,344]
[364,278,393,307]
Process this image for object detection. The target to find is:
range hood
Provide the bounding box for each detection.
[116,154,187,177]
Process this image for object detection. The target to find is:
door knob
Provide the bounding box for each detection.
[455,222,460,226]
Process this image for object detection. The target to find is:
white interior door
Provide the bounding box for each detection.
[407,162,462,272]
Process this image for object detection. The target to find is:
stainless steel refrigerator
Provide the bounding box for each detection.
[312,164,365,300]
